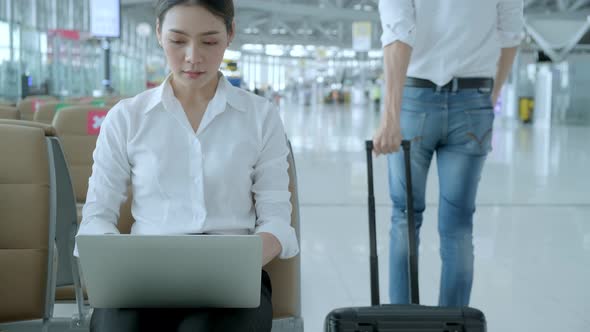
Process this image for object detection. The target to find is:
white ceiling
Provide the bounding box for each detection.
[121,0,590,50]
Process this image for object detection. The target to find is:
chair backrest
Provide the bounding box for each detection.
[52,105,109,203]
[34,102,61,124]
[0,119,57,135]
[17,97,57,121]
[52,105,135,238]
[16,99,34,120]
[0,99,16,106]
[0,120,77,289]
[106,96,124,107]
[0,105,19,120]
[0,124,56,323]
[265,140,302,319]
[24,95,55,100]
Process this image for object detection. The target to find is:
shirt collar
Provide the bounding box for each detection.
[143,73,248,114]
[143,73,170,114]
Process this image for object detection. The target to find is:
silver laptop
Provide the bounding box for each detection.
[76,234,262,308]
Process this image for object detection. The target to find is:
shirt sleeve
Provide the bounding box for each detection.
[378,0,416,48]
[73,104,131,257]
[497,0,524,48]
[252,102,299,259]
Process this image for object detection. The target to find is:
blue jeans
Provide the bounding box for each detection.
[387,86,494,307]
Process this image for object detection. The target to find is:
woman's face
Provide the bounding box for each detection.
[157,5,234,91]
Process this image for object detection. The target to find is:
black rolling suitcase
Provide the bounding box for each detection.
[324,140,487,332]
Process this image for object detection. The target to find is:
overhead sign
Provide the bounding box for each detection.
[90,0,121,38]
[352,22,372,51]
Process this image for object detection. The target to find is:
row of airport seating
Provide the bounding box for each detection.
[0,95,122,123]
[0,103,303,331]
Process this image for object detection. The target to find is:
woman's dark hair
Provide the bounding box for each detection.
[155,0,234,34]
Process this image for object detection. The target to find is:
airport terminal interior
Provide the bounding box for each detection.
[1,0,589,331]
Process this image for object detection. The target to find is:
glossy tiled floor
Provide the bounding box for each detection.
[280,103,590,332]
[42,102,590,332]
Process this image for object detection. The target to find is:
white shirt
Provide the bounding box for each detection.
[75,74,299,259]
[379,0,524,86]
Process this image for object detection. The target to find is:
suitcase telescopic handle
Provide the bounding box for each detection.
[365,140,379,305]
[401,140,420,304]
[366,140,420,305]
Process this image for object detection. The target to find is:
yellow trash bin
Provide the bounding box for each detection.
[519,97,534,123]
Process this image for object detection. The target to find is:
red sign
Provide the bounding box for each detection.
[48,29,81,41]
[87,110,108,135]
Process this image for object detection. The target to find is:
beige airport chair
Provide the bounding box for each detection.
[34,102,63,125]
[52,105,110,216]
[267,139,304,331]
[0,111,134,327]
[0,120,86,326]
[16,99,35,121]
[0,105,19,119]
[24,95,55,100]
[48,105,100,291]
[0,123,58,331]
[0,98,16,106]
[51,106,133,311]
[17,96,57,121]
[63,97,89,103]
[0,119,56,138]
[106,96,125,106]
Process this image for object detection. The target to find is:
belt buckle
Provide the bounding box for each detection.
[451,78,459,93]
[435,78,459,93]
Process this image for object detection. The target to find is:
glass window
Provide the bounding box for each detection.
[0,20,9,48]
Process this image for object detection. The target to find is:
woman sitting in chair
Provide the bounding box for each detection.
[74,1,299,331]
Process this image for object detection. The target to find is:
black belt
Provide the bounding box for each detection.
[405,77,494,91]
